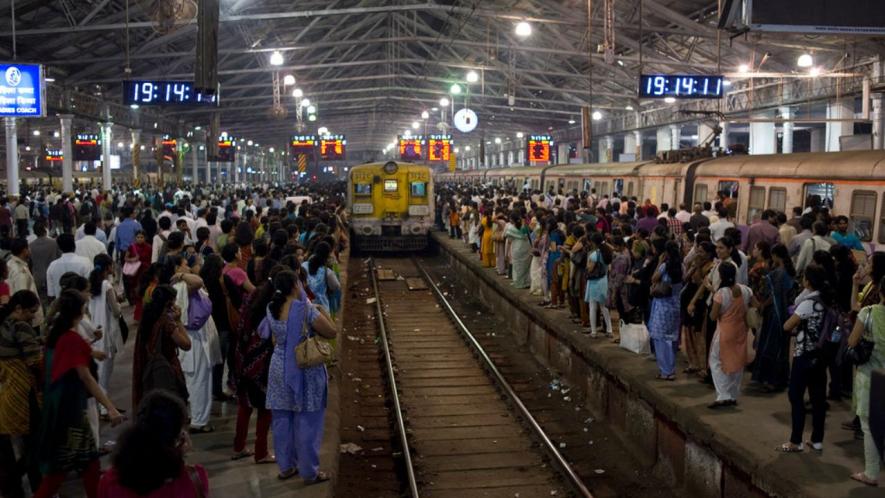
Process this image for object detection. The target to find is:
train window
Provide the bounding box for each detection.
[747,186,766,222]
[850,190,876,242]
[410,182,427,197]
[768,188,787,213]
[718,180,739,199]
[384,180,398,192]
[694,183,708,204]
[354,183,371,195]
[627,181,634,197]
[614,178,624,196]
[803,183,835,209]
[583,179,592,192]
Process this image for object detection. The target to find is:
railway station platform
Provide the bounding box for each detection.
[431,231,880,498]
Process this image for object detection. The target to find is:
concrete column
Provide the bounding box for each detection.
[60,114,74,193]
[623,132,637,161]
[749,111,776,155]
[602,136,614,163]
[656,127,671,153]
[872,93,883,150]
[5,118,19,197]
[810,128,825,152]
[670,125,682,151]
[780,106,794,154]
[131,129,141,184]
[191,142,199,183]
[719,121,729,150]
[826,98,854,152]
[698,122,716,147]
[101,123,113,191]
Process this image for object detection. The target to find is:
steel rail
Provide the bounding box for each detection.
[367,258,420,498]
[412,257,595,498]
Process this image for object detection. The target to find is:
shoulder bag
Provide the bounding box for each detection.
[142,320,188,402]
[294,304,333,368]
[846,306,877,365]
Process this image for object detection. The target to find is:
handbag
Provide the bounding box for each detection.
[294,304,333,368]
[746,306,763,331]
[846,306,877,365]
[186,290,213,331]
[618,320,651,355]
[122,260,141,277]
[650,281,672,298]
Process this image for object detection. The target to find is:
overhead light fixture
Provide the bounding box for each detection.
[32,130,40,136]
[439,97,450,107]
[140,145,145,150]
[465,145,471,151]
[24,146,30,151]
[738,63,750,74]
[292,88,303,98]
[403,130,411,137]
[809,66,822,77]
[450,84,462,95]
[283,74,296,85]
[494,137,501,144]
[411,121,420,129]
[722,79,732,87]
[301,98,311,107]
[199,145,205,151]
[306,105,316,114]
[515,21,532,37]
[516,132,524,138]
[130,104,139,109]
[466,70,479,83]
[194,126,201,130]
[318,127,329,135]
[269,50,284,66]
[421,110,430,119]
[117,142,124,148]
[797,53,813,68]
[54,131,60,138]
[592,110,603,120]
[247,140,254,146]
[45,77,55,82]
[269,147,275,153]
[664,96,676,104]
[625,105,634,111]
[568,118,576,124]
[617,60,625,66]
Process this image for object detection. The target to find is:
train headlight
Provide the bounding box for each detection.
[361,225,374,235]
[411,225,424,235]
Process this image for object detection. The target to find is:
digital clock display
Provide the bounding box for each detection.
[122,80,218,106]
[639,74,724,99]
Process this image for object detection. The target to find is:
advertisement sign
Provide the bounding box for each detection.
[0,63,44,117]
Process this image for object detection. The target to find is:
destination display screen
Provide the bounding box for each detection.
[639,74,724,99]
[527,135,552,163]
[74,133,100,161]
[399,136,424,161]
[320,134,345,160]
[428,134,452,161]
[290,134,317,157]
[215,137,236,162]
[0,63,44,117]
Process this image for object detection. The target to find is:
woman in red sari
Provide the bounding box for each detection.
[124,230,152,320]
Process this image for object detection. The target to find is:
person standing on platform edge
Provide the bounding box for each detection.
[708,263,753,408]
[260,270,337,483]
[648,240,683,380]
[33,290,124,498]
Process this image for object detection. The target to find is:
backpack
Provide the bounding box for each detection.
[811,297,851,349]
[600,243,614,265]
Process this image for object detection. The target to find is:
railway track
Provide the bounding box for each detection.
[363,257,592,498]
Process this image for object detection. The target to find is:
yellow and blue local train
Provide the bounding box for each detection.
[347,161,434,250]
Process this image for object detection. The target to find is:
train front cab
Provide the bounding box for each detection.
[349,162,434,251]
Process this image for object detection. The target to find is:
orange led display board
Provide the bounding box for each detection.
[320,134,346,160]
[528,134,553,163]
[428,134,452,161]
[399,136,425,161]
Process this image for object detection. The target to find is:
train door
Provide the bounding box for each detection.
[803,182,835,210]
[849,190,877,242]
[718,180,739,220]
[747,185,766,223]
[613,178,624,197]
[673,179,681,208]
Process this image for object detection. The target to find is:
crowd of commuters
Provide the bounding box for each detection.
[439,184,884,487]
[0,181,347,497]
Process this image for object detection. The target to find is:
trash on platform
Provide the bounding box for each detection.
[340,443,362,455]
[413,328,421,332]
[356,425,365,432]
[594,469,605,474]
[371,447,384,452]
[563,396,571,402]
[584,417,594,424]
[347,335,360,342]
[351,377,362,383]
[366,297,377,304]
[549,380,561,391]
[559,442,566,448]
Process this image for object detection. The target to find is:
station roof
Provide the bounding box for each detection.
[2,1,883,153]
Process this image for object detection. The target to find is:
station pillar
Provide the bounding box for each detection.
[601,136,614,163]
[191,142,199,183]
[670,124,681,150]
[749,111,776,155]
[4,118,19,197]
[719,121,729,150]
[872,93,884,150]
[623,132,637,161]
[656,126,671,154]
[131,129,141,184]
[101,123,113,191]
[826,98,854,151]
[60,114,74,193]
[780,106,794,154]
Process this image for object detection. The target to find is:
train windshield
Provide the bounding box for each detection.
[354,183,371,195]
[384,180,398,192]
[410,182,427,197]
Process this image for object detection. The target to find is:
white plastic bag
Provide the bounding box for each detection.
[618,320,651,355]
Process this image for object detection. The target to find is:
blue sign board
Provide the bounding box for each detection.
[0,63,44,117]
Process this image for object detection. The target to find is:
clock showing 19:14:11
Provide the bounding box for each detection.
[639,74,724,99]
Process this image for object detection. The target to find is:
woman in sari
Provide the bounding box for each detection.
[34,290,124,498]
[0,291,42,495]
[505,214,532,289]
[493,211,508,276]
[606,235,633,342]
[546,219,565,308]
[682,241,716,377]
[88,254,124,414]
[708,263,753,408]
[480,213,495,268]
[648,240,684,379]
[751,244,795,391]
[529,218,548,297]
[123,230,152,310]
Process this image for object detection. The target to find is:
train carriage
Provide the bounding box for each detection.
[348,161,434,251]
[543,162,648,198]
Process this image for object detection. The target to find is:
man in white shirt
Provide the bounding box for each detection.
[675,203,692,225]
[795,221,833,274]
[75,221,108,264]
[152,216,173,263]
[709,207,735,242]
[46,233,92,300]
[75,222,107,244]
[657,203,670,220]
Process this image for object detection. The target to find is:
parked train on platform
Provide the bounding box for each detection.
[347,161,434,251]
[437,150,885,245]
